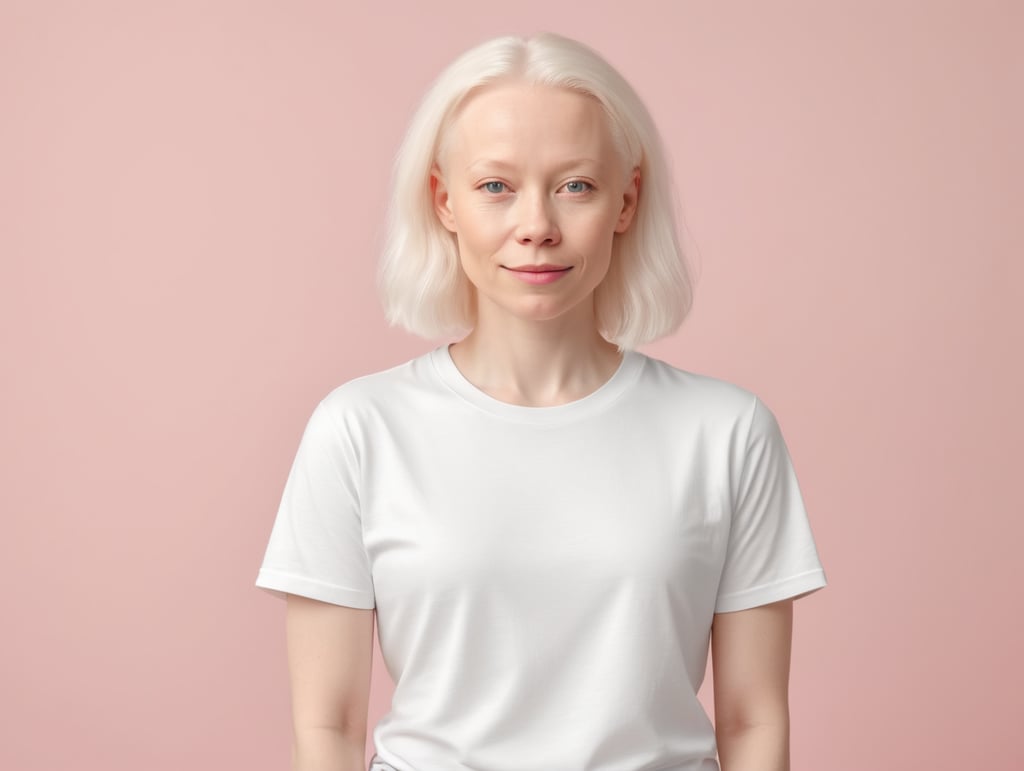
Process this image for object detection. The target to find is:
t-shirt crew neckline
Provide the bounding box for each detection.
[429,343,645,425]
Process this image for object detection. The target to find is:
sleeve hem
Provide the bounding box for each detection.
[714,568,827,614]
[255,569,375,609]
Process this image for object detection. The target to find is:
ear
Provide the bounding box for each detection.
[614,167,641,234]
[431,165,457,233]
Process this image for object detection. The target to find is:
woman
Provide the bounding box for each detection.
[256,32,826,771]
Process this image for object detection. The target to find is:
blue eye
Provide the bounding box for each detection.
[482,181,507,194]
[564,180,592,194]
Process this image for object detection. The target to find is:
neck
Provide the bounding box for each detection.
[448,301,623,407]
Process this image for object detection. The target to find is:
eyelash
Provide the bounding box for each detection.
[478,180,594,195]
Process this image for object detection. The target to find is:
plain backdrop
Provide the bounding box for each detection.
[2,1,1021,769]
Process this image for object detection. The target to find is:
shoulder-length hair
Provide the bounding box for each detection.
[378,32,693,350]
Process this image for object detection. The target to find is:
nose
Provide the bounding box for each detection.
[514,191,561,246]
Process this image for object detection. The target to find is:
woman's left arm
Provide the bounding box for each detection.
[711,598,794,771]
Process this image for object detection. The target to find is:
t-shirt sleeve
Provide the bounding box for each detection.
[714,396,827,613]
[254,398,375,609]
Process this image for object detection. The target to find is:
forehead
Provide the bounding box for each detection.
[445,82,618,169]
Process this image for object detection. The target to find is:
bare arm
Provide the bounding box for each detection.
[711,598,794,771]
[286,594,375,771]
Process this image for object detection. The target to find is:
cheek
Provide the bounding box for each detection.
[454,221,501,276]
[453,205,511,251]
[576,207,620,246]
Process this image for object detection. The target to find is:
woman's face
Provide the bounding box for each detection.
[431,81,639,329]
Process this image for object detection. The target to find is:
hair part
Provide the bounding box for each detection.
[378,32,694,349]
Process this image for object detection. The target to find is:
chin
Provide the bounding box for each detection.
[506,296,589,324]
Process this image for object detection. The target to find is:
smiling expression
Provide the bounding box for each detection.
[431,81,639,329]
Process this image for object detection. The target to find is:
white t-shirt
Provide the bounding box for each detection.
[256,346,827,771]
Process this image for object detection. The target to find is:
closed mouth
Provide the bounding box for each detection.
[502,265,572,273]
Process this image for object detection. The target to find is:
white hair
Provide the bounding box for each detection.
[378,32,693,349]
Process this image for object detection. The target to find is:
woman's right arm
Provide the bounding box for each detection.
[286,594,375,771]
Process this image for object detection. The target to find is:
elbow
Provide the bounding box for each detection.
[291,724,367,771]
[715,696,790,737]
[714,710,791,771]
[715,709,790,740]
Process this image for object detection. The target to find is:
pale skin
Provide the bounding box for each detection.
[286,81,794,771]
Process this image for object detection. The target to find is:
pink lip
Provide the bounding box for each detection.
[502,264,573,285]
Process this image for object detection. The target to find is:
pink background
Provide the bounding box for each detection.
[3,1,1021,769]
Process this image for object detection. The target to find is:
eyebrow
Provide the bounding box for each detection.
[465,158,604,174]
